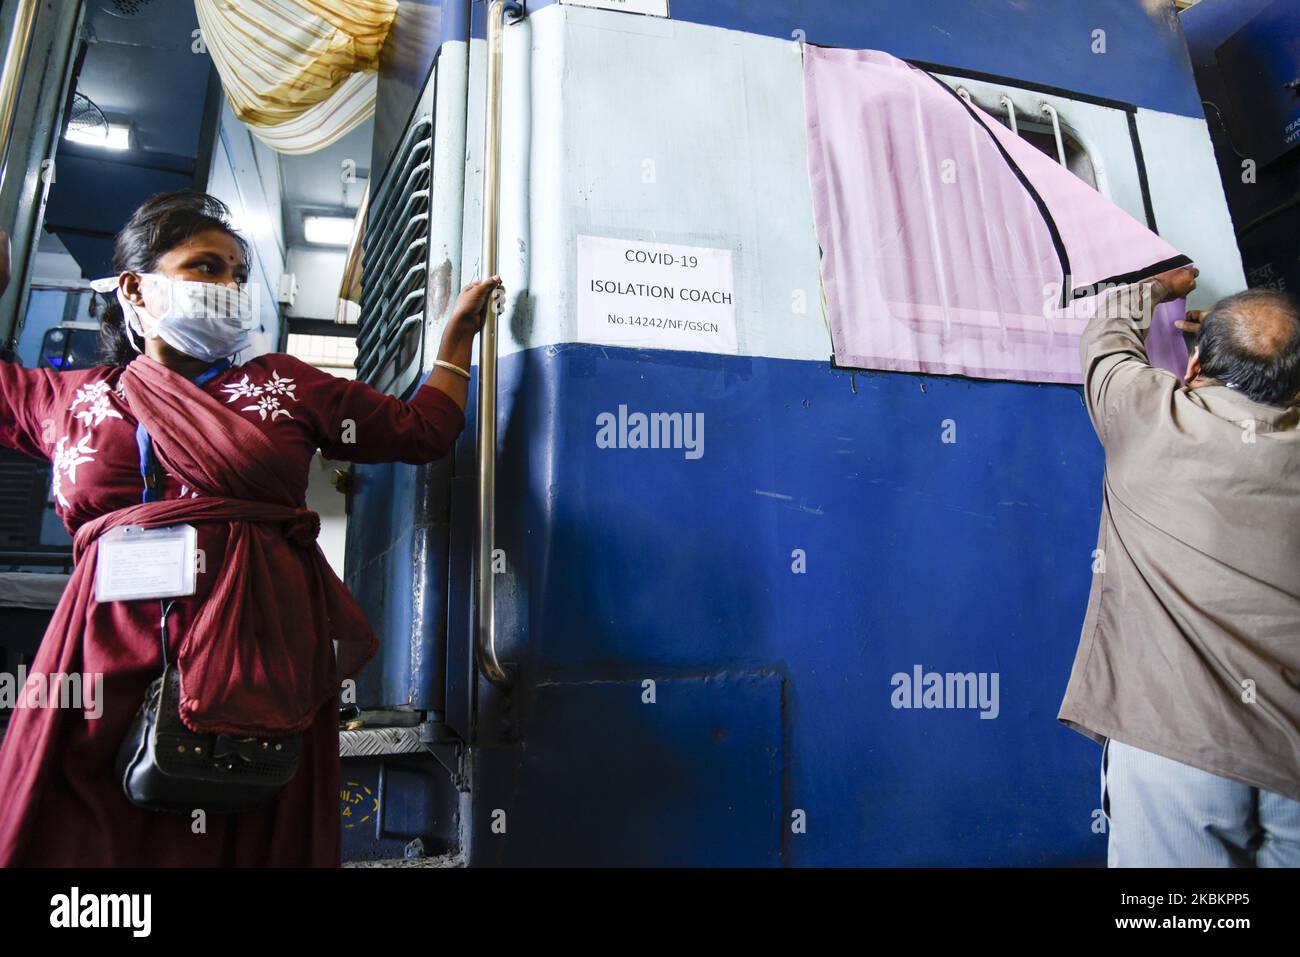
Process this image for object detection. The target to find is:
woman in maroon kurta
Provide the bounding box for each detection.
[0,191,498,866]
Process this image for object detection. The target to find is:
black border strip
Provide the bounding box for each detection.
[1126,111,1159,231]
[1071,255,1192,299]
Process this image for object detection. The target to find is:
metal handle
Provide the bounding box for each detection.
[475,0,511,688]
[999,94,1018,135]
[1040,103,1067,166]
[0,0,40,194]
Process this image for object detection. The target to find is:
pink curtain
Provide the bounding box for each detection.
[804,46,1192,384]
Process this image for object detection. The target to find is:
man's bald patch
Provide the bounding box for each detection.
[1198,288,1300,406]
[1233,296,1299,357]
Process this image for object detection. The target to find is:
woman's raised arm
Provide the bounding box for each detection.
[0,361,59,460]
[305,275,502,465]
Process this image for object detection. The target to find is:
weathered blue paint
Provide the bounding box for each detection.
[481,0,1203,118]
[346,452,458,713]
[443,344,1107,865]
[473,674,786,867]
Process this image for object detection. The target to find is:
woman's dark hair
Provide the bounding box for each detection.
[91,191,250,366]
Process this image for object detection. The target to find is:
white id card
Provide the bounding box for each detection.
[95,524,198,602]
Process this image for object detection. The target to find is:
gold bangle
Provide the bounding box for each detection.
[434,359,471,380]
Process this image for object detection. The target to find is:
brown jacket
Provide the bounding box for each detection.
[1059,280,1300,801]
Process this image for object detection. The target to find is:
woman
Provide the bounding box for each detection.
[0,190,499,866]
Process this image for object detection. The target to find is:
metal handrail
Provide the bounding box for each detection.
[999,94,1018,135]
[1040,103,1067,166]
[337,180,369,311]
[476,0,510,688]
[0,0,39,194]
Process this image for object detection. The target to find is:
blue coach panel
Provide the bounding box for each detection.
[348,0,1245,865]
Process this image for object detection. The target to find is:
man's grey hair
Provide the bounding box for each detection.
[1197,288,1300,406]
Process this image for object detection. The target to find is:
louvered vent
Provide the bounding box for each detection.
[0,451,50,550]
[356,115,433,394]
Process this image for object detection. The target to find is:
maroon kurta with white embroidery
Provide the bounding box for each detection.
[0,354,464,866]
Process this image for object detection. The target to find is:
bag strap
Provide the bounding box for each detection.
[158,599,176,670]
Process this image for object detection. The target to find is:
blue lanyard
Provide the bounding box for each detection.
[136,360,230,503]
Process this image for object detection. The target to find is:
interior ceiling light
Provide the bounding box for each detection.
[304,215,354,247]
[65,122,132,150]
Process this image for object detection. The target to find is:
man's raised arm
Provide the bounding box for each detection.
[1079,265,1198,442]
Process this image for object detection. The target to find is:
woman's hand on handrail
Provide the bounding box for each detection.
[429,275,503,410]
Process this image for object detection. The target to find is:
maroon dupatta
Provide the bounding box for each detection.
[0,355,381,866]
[27,354,376,738]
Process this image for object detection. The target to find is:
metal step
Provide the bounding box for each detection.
[338,726,426,758]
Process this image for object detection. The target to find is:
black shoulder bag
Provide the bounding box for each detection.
[115,599,302,814]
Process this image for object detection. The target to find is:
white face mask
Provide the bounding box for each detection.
[90,272,260,362]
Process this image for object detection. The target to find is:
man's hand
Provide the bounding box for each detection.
[1174,309,1206,337]
[1151,265,1199,303]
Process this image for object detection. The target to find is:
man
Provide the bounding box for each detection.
[1059,265,1300,867]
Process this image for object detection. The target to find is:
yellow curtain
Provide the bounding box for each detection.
[194,0,397,154]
